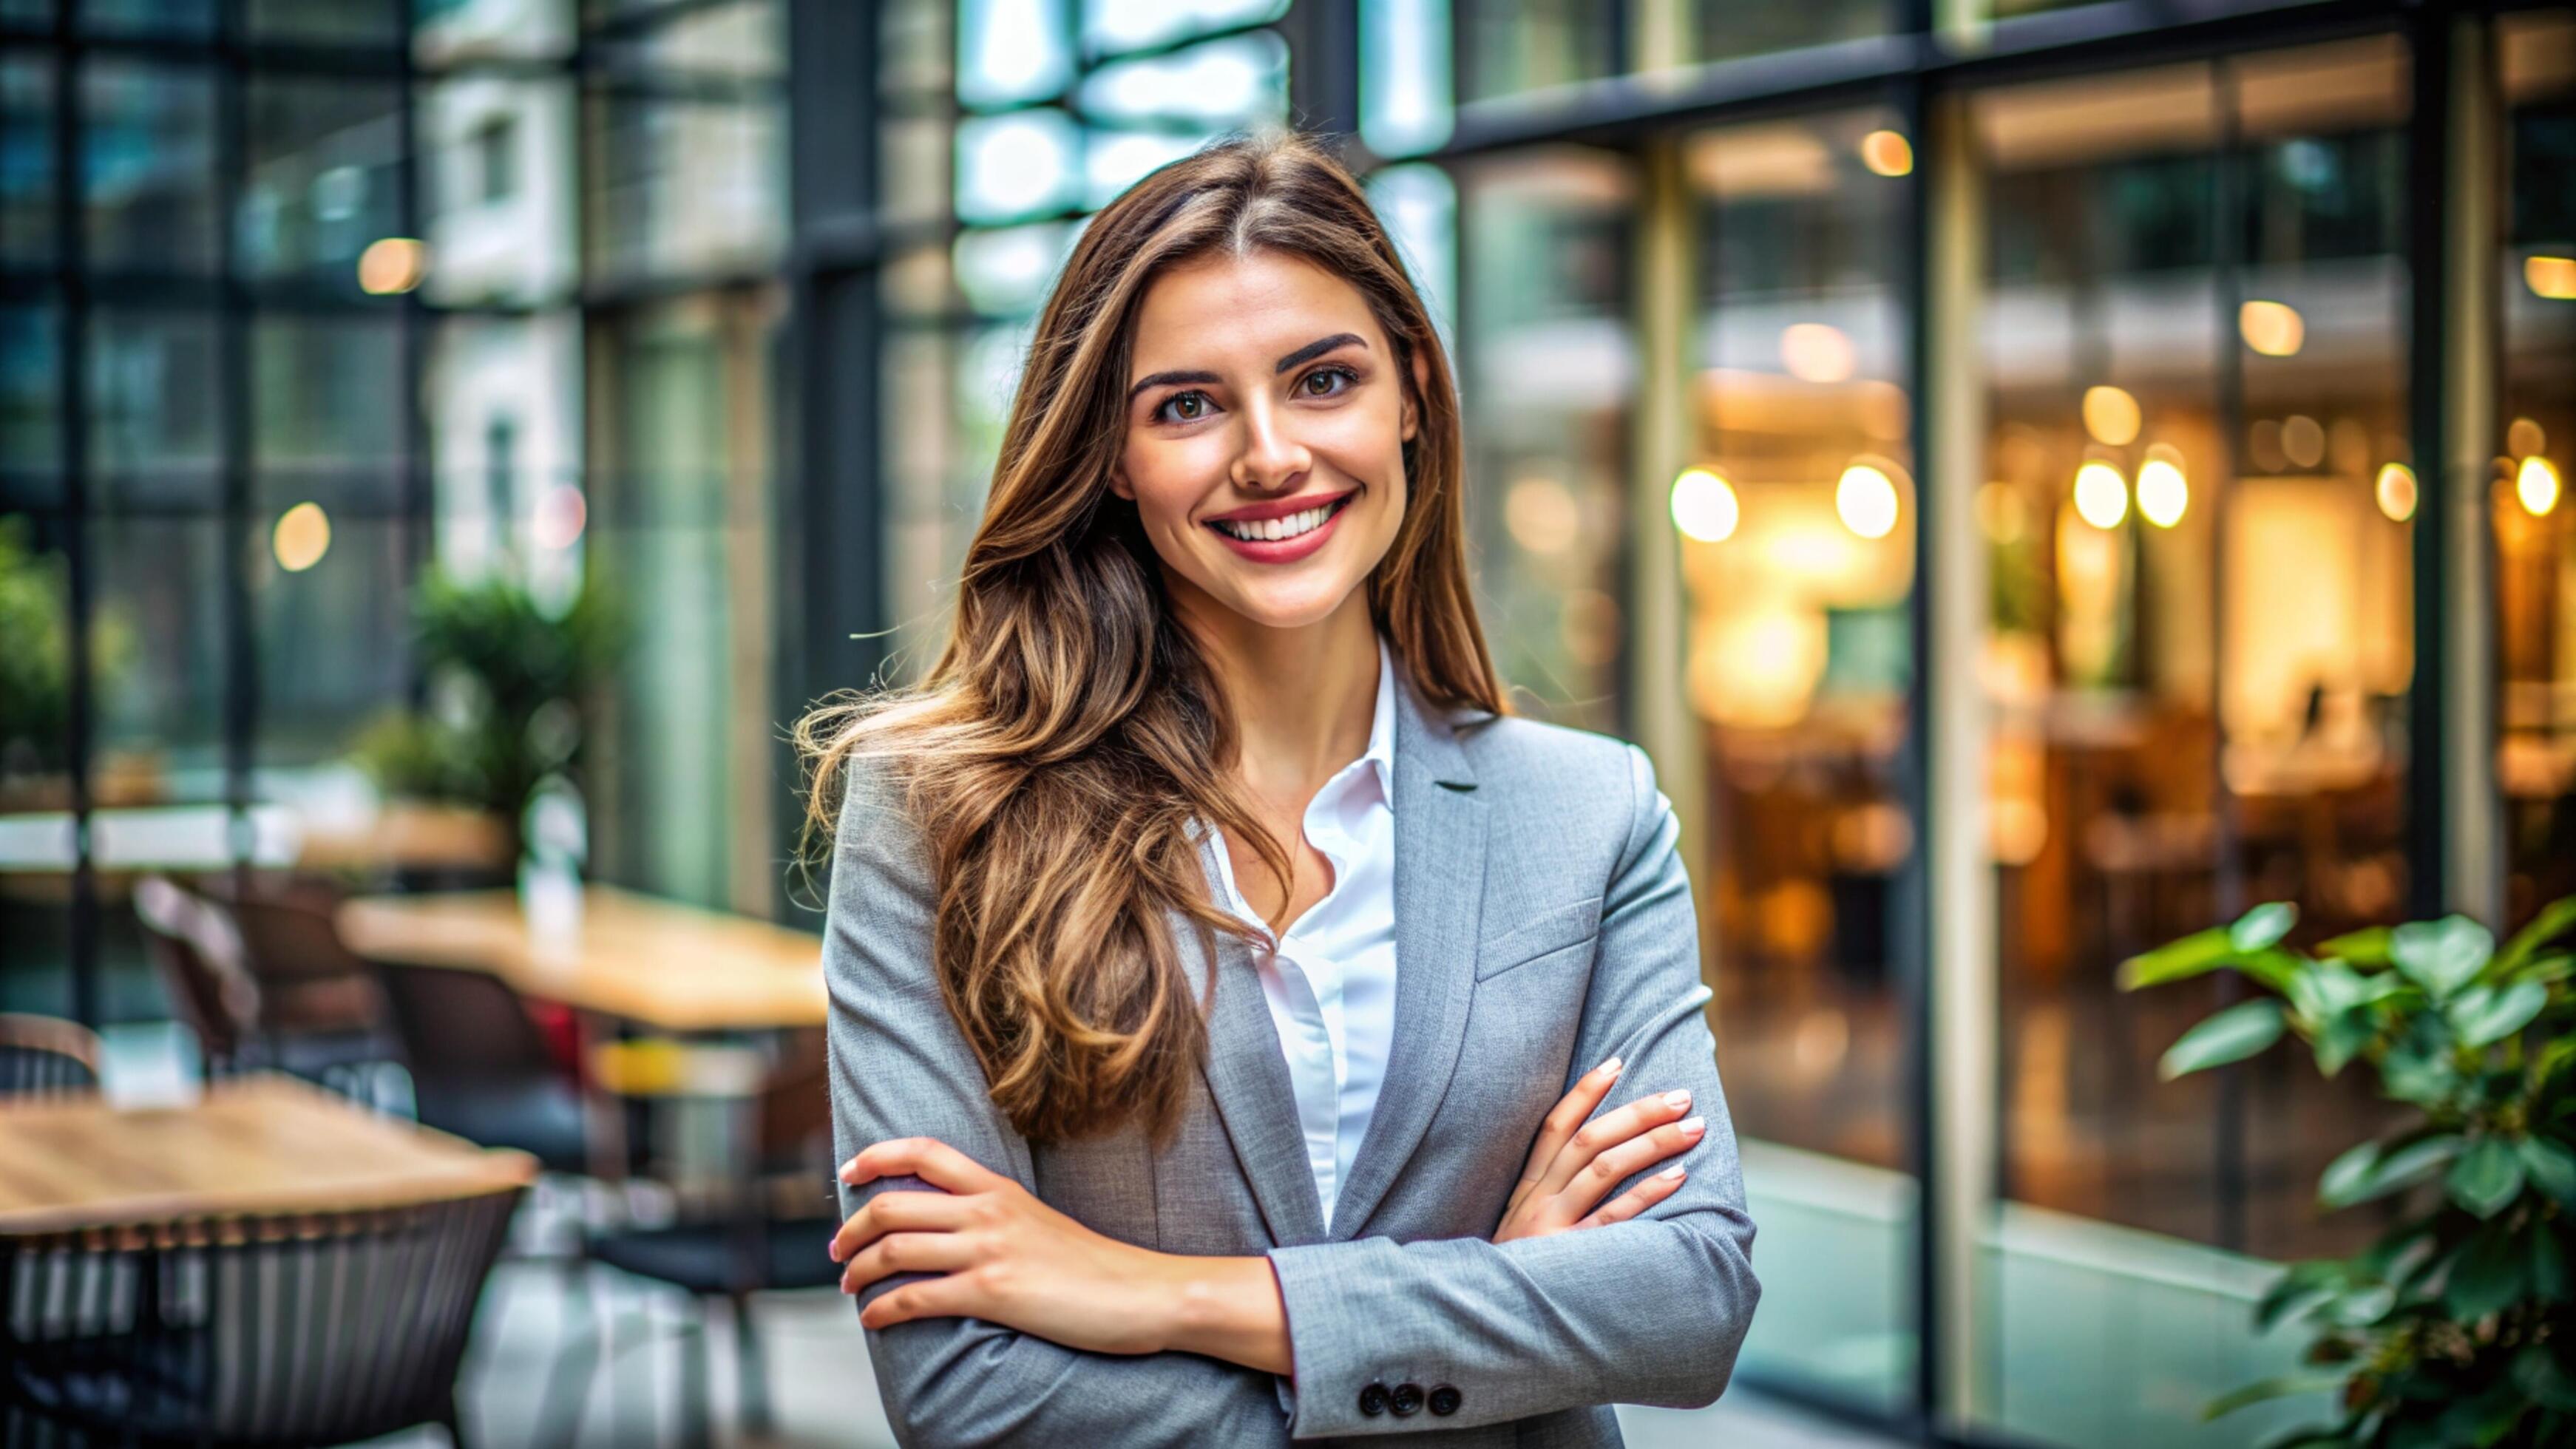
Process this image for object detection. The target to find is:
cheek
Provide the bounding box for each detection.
[1119,438,1218,529]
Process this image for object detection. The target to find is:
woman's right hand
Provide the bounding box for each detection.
[1491,1055,1705,1243]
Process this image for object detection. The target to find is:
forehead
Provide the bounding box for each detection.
[1127,251,1380,372]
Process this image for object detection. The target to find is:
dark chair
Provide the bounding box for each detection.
[0,1187,523,1449]
[195,875,401,1098]
[132,876,260,1079]
[0,1014,101,1099]
[371,960,591,1176]
[587,1036,841,1442]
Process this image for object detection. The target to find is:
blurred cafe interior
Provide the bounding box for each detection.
[1,1,2572,1447]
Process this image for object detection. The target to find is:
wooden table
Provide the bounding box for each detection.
[0,1073,535,1235]
[336,883,827,1033]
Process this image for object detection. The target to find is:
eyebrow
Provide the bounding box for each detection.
[1125,333,1369,405]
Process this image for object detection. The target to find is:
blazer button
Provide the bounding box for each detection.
[1358,1382,1390,1416]
[1428,1384,1462,1416]
[1389,1382,1426,1416]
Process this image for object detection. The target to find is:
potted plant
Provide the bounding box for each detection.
[349,566,623,865]
[2119,897,2575,1448]
[0,518,138,811]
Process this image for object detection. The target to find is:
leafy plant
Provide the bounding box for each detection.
[2120,897,2576,1448]
[348,568,623,851]
[0,518,134,787]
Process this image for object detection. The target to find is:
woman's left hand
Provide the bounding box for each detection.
[830,1136,1174,1354]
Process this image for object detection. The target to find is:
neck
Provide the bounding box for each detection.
[1170,585,1382,813]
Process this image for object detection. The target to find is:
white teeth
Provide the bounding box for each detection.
[1216,500,1338,543]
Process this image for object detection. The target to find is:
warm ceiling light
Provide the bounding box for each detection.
[1505,476,1580,555]
[1780,322,1856,384]
[1670,468,1740,543]
[2072,461,2129,529]
[2507,418,2546,458]
[1836,463,1899,540]
[1859,129,1913,177]
[2082,385,2141,447]
[2521,456,2563,517]
[2528,255,2576,301]
[2374,462,2418,522]
[2135,454,2188,528]
[2281,414,2326,470]
[2239,299,2305,357]
[357,237,427,295]
[272,502,331,571]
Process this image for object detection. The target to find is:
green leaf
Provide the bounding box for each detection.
[2321,1134,2462,1209]
[2535,1220,2572,1303]
[2160,1000,2286,1079]
[2231,901,2300,953]
[2518,1136,2576,1207]
[2256,1428,2354,1449]
[2436,1378,2530,1446]
[2319,924,2393,966]
[2513,1345,2576,1412]
[2119,926,2235,991]
[2204,1374,2345,1422]
[2492,895,2576,980]
[2379,1036,2464,1108]
[2446,1138,2526,1218]
[2444,1223,2529,1320]
[2390,916,2492,1000]
[2256,1260,2348,1331]
[2449,978,2546,1048]
[2540,1034,2576,1089]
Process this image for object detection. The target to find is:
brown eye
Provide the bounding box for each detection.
[1300,367,1354,398]
[1175,396,1201,418]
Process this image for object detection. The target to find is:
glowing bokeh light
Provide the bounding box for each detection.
[1836,463,1899,540]
[1780,323,1856,384]
[2072,461,2129,529]
[2519,456,2563,518]
[2081,385,2141,447]
[272,502,331,571]
[1670,468,1741,543]
[2135,455,2188,528]
[1859,130,1913,177]
[2374,463,2418,522]
[356,237,427,295]
[2239,299,2305,357]
[2528,256,2576,301]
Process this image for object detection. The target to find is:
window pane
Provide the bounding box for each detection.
[1082,0,1284,61]
[1360,0,1453,159]
[253,510,412,774]
[0,516,72,1019]
[1,55,53,266]
[89,307,222,504]
[2501,13,2576,927]
[243,76,404,287]
[1459,149,1629,736]
[1077,31,1287,129]
[82,59,219,274]
[954,106,1081,224]
[425,311,583,581]
[1457,0,1618,104]
[253,311,403,477]
[247,0,399,43]
[92,514,226,805]
[1685,106,1918,1416]
[1682,0,1891,64]
[585,91,785,280]
[420,78,578,305]
[1,303,61,503]
[77,0,215,36]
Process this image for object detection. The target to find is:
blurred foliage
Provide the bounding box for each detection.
[0,518,132,786]
[350,568,624,846]
[2121,898,2576,1448]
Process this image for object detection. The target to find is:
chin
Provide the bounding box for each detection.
[1210,578,1366,631]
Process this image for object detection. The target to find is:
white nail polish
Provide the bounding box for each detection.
[1659,1164,1687,1180]
[1597,1056,1623,1077]
[1662,1089,1691,1110]
[1680,1115,1706,1134]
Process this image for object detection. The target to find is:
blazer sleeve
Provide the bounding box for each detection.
[822,756,1292,1448]
[1264,741,1763,1438]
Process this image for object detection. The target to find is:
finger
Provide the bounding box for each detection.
[1553,1116,1706,1221]
[857,1273,977,1331]
[841,1136,1011,1194]
[1573,1164,1688,1230]
[1515,1055,1625,1190]
[828,1187,977,1264]
[1533,1086,1693,1200]
[840,1229,980,1297]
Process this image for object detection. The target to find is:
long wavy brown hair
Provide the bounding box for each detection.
[795,132,1503,1146]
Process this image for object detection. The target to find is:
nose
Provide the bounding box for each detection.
[1229,394,1311,494]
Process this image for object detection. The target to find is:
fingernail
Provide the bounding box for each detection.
[838,1159,858,1182]
[1596,1056,1623,1077]
[1680,1115,1706,1135]
[1659,1164,1687,1180]
[1661,1089,1691,1110]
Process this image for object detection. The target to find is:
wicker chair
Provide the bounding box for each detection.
[0,1014,101,1100]
[0,1187,523,1448]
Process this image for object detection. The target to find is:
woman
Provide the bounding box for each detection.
[799,132,1759,1445]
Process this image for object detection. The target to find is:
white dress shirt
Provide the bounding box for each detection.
[1203,634,1400,1233]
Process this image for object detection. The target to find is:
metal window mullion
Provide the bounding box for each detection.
[398,0,430,595]
[55,6,101,1029]
[218,0,257,883]
[2210,58,2250,1258]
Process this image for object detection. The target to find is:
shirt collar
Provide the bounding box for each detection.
[1361,631,1397,807]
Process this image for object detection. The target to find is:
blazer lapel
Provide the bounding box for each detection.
[1325,662,1488,1241]
[1187,832,1330,1248]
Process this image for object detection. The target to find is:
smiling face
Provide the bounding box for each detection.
[1111,249,1425,637]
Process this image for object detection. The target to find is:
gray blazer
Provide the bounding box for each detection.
[824,656,1760,1446]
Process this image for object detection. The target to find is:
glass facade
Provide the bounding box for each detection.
[1,3,2569,1446]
